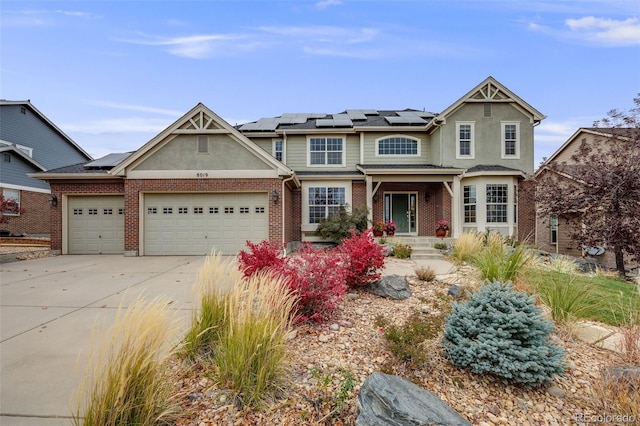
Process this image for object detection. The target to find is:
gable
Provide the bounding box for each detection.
[112,103,294,179]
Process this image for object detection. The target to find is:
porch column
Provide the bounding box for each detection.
[365,175,373,222]
[452,176,462,238]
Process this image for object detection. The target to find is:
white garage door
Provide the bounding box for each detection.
[68,196,125,254]
[143,193,269,255]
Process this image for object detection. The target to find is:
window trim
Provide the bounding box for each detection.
[486,183,508,223]
[501,121,520,159]
[550,214,558,245]
[2,189,20,216]
[301,181,352,230]
[375,135,421,157]
[272,139,284,162]
[16,144,33,158]
[456,122,475,159]
[306,135,345,167]
[463,185,477,224]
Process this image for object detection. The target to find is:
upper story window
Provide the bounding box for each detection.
[273,140,283,162]
[308,137,344,166]
[486,184,508,223]
[502,122,520,158]
[308,186,345,223]
[456,122,475,159]
[376,136,420,156]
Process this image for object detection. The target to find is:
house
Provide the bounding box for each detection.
[534,127,638,270]
[0,100,92,236]
[33,76,544,256]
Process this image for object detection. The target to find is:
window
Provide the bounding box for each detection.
[273,140,283,162]
[147,207,158,214]
[103,208,113,215]
[376,136,419,156]
[3,153,10,163]
[486,184,508,223]
[502,122,520,158]
[163,207,173,214]
[456,122,474,158]
[2,189,20,215]
[197,136,209,154]
[209,207,219,214]
[550,215,558,244]
[178,207,188,214]
[463,185,476,223]
[224,207,234,214]
[255,207,265,213]
[88,208,98,215]
[118,208,125,215]
[193,207,203,214]
[240,207,250,214]
[308,186,345,223]
[308,137,344,166]
[73,208,83,215]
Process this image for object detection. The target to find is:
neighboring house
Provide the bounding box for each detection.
[33,76,545,256]
[0,100,93,236]
[534,127,636,269]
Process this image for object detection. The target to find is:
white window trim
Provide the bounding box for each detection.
[272,139,285,163]
[501,121,520,159]
[306,135,346,167]
[2,188,20,216]
[301,181,352,230]
[16,144,33,158]
[456,122,475,159]
[374,134,421,157]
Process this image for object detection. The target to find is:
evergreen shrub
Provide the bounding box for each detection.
[315,205,369,243]
[443,280,565,387]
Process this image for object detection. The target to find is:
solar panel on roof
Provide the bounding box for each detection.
[346,110,367,120]
[85,153,131,168]
[397,111,434,119]
[385,116,427,125]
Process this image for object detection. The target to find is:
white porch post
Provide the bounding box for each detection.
[365,175,373,222]
[452,176,461,238]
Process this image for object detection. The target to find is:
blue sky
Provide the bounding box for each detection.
[1,0,639,167]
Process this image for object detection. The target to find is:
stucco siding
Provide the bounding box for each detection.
[133,135,272,171]
[440,103,535,174]
[282,134,359,171]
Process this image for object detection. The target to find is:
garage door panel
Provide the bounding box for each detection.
[68,196,125,254]
[144,193,268,255]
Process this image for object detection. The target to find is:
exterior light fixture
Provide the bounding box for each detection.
[49,195,58,207]
[272,190,279,204]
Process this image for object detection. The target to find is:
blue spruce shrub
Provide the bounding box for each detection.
[443,280,565,387]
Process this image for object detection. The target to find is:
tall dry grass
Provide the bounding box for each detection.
[182,252,297,406]
[73,297,179,426]
[451,232,484,263]
[473,233,534,283]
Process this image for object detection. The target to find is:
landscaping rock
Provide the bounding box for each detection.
[366,275,411,299]
[356,372,471,426]
[546,385,566,398]
[604,365,640,390]
[447,284,463,298]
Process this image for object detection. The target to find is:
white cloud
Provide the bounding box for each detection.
[117,33,252,59]
[62,117,173,135]
[565,16,640,45]
[315,0,342,10]
[0,9,98,27]
[91,101,183,117]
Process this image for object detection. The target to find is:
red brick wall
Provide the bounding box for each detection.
[352,181,367,210]
[372,182,451,236]
[124,178,283,253]
[0,189,50,236]
[48,181,125,252]
[290,189,301,242]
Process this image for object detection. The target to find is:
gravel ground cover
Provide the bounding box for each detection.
[172,259,624,426]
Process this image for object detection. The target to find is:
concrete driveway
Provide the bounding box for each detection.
[0,255,207,426]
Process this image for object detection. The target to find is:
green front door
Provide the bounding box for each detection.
[384,193,417,234]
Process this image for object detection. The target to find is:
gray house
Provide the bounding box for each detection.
[0,100,92,235]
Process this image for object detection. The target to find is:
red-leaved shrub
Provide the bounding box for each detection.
[337,229,385,288]
[237,240,286,279]
[238,240,347,323]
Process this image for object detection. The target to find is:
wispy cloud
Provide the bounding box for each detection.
[117,32,255,59]
[63,117,172,135]
[0,9,99,27]
[528,15,640,46]
[565,16,640,46]
[315,0,342,10]
[91,101,184,117]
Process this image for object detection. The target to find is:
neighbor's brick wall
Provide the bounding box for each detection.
[48,181,125,252]
[0,189,50,235]
[124,178,283,253]
[518,178,536,243]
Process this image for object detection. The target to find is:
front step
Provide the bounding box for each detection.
[389,236,453,260]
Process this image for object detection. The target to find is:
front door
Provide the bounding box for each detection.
[384,193,417,234]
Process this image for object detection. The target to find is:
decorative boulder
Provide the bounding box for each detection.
[366,275,411,299]
[356,372,471,426]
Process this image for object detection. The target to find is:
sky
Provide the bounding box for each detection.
[1,0,639,168]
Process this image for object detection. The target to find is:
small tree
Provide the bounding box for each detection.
[315,205,369,243]
[0,195,24,224]
[536,95,640,277]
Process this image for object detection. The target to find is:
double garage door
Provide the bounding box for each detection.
[67,193,268,255]
[143,193,268,255]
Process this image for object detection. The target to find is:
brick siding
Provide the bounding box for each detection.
[518,178,536,243]
[0,189,50,236]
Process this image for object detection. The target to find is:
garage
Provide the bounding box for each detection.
[67,196,125,254]
[143,192,268,255]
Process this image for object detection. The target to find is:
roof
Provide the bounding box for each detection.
[0,100,93,161]
[464,164,527,178]
[238,109,437,132]
[0,145,46,171]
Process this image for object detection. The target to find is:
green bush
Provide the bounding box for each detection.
[315,205,369,243]
[433,242,448,251]
[376,312,446,365]
[473,235,534,282]
[537,274,599,324]
[443,281,565,387]
[393,243,412,259]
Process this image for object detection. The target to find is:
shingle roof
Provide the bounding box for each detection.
[36,162,110,174]
[466,165,522,173]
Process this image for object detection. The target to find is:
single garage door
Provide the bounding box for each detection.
[68,196,125,254]
[143,193,268,255]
